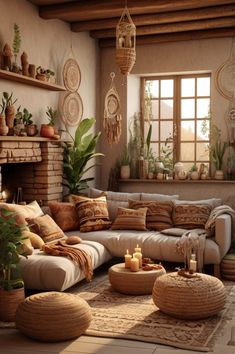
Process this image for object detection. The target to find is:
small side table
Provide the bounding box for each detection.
[108,263,166,295]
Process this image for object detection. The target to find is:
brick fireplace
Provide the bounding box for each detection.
[0,137,64,205]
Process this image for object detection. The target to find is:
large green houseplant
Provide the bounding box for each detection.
[63,117,104,194]
[0,210,27,321]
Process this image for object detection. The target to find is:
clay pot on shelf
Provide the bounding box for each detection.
[40,124,54,138]
[214,170,224,180]
[0,113,9,136]
[26,124,38,136]
[36,73,47,81]
[120,165,131,179]
[5,105,15,135]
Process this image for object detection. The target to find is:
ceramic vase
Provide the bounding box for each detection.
[190,171,200,180]
[5,105,15,135]
[214,170,224,180]
[120,165,131,179]
[40,124,54,138]
[0,113,9,136]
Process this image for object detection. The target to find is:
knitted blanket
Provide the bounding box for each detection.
[42,241,93,281]
[205,205,235,236]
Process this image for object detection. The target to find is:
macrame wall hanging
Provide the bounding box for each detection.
[216,37,235,144]
[116,2,136,76]
[103,72,122,144]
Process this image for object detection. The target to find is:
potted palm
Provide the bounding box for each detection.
[40,106,57,138]
[63,117,104,195]
[120,145,130,179]
[0,210,27,322]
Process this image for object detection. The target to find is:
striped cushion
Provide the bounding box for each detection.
[173,204,211,229]
[111,207,148,231]
[27,214,65,243]
[129,199,173,231]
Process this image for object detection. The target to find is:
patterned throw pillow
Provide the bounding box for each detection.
[111,207,148,231]
[48,201,80,231]
[22,230,45,249]
[0,200,43,225]
[129,199,173,231]
[173,204,212,229]
[27,214,65,243]
[70,195,111,232]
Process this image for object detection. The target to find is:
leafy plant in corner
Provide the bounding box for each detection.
[63,117,104,194]
[12,23,21,67]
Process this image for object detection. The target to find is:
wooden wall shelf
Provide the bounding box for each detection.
[0,69,66,91]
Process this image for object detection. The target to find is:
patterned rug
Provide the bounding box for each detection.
[68,275,235,352]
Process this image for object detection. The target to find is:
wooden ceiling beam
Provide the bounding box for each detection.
[91,16,235,39]
[99,27,235,48]
[39,0,235,21]
[71,4,235,32]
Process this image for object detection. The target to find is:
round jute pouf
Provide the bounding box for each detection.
[109,263,166,295]
[152,272,226,320]
[221,253,235,280]
[15,292,92,342]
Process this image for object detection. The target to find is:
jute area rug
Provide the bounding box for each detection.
[68,275,234,353]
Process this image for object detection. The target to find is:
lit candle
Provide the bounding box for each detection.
[133,251,142,268]
[189,254,197,272]
[130,257,139,272]
[134,244,141,253]
[124,249,132,268]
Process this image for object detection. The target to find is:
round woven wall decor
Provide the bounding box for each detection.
[60,91,83,127]
[216,60,235,101]
[63,58,81,92]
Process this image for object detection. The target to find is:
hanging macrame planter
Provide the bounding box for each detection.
[103,72,122,144]
[116,6,136,75]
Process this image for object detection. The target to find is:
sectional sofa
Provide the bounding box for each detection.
[17,188,232,291]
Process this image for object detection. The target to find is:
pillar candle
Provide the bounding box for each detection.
[133,251,142,268]
[124,249,132,268]
[130,257,139,272]
[134,244,141,253]
[189,254,197,272]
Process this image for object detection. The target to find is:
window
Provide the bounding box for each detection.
[141,74,211,171]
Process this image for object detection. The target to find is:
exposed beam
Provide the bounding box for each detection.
[39,0,235,22]
[71,3,235,32]
[99,27,235,48]
[91,16,235,39]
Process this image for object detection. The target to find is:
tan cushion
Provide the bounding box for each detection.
[111,207,148,231]
[20,233,34,255]
[174,198,222,208]
[48,201,80,231]
[129,199,173,231]
[70,194,111,232]
[173,204,212,229]
[0,200,43,225]
[27,214,65,243]
[22,230,45,249]
[161,228,188,236]
[141,193,179,201]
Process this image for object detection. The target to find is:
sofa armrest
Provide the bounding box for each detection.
[215,214,232,259]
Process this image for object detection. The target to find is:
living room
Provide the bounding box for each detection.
[1,0,235,353]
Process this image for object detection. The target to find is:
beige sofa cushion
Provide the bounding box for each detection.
[0,200,43,225]
[141,193,179,201]
[174,198,222,208]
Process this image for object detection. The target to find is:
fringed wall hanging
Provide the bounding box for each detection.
[116,2,136,76]
[104,72,122,144]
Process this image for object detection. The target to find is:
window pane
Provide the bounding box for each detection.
[181,121,195,141]
[180,142,195,161]
[151,121,159,141]
[197,98,210,118]
[160,121,173,141]
[160,99,173,119]
[196,142,210,161]
[197,120,209,140]
[181,78,195,97]
[147,80,159,98]
[197,77,210,96]
[181,99,195,119]
[161,80,173,98]
[151,100,159,119]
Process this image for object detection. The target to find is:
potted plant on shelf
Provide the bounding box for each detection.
[210,124,228,180]
[36,66,55,82]
[11,23,21,73]
[63,117,104,195]
[0,210,27,322]
[2,92,17,135]
[120,145,130,179]
[16,107,38,136]
[189,164,199,180]
[40,106,57,138]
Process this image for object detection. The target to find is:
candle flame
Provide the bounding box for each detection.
[136,244,139,248]
[126,249,129,254]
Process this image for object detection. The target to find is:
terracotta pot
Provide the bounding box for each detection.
[40,124,54,138]
[26,124,38,136]
[36,73,47,81]
[0,287,25,322]
[214,170,224,180]
[0,113,9,136]
[5,105,15,135]
[120,165,130,179]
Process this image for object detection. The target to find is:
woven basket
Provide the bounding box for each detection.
[152,272,226,320]
[221,253,235,280]
[116,48,136,75]
[15,292,92,342]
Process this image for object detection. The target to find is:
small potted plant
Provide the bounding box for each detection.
[40,106,57,138]
[36,66,55,82]
[0,210,27,321]
[16,107,38,136]
[120,145,130,179]
[190,164,199,180]
[210,125,228,180]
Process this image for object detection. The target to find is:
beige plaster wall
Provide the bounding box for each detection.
[100,37,234,191]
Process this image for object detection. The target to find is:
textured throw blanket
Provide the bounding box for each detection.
[42,240,93,281]
[205,204,235,236]
[176,229,207,272]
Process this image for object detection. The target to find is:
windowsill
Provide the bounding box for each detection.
[119,179,235,183]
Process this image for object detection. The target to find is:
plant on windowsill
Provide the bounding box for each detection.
[0,210,27,321]
[189,164,200,180]
[63,117,104,195]
[120,145,131,179]
[210,124,228,180]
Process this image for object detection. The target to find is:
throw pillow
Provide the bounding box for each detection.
[174,198,222,209]
[160,228,188,236]
[48,201,80,231]
[70,194,111,232]
[111,207,148,231]
[22,230,45,249]
[0,200,43,225]
[173,204,212,229]
[141,193,179,201]
[20,233,34,255]
[27,214,65,243]
[129,199,173,231]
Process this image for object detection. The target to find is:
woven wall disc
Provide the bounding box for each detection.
[216,59,235,101]
[60,91,83,126]
[63,58,81,92]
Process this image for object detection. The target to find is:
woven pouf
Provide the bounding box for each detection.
[221,253,235,280]
[152,272,226,320]
[15,292,92,342]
